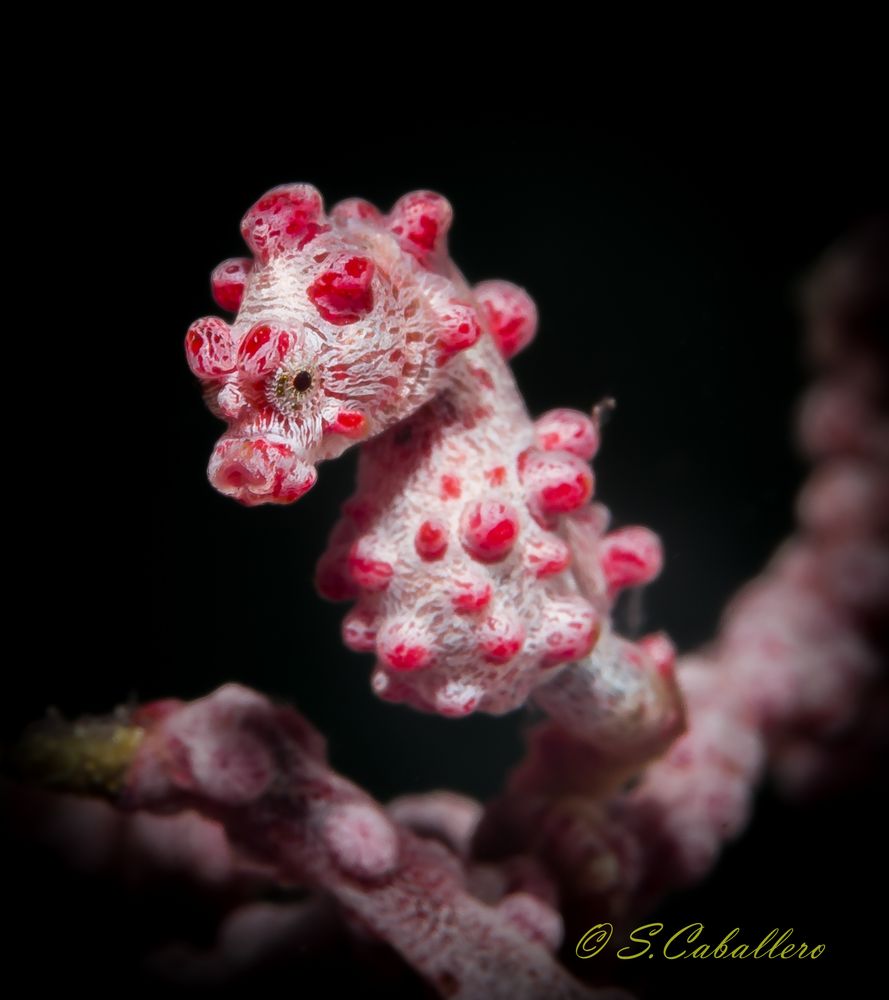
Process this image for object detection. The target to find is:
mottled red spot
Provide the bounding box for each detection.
[451,579,493,613]
[211,257,253,313]
[540,473,592,513]
[478,615,525,664]
[342,609,379,653]
[534,409,600,461]
[325,409,367,438]
[474,280,538,359]
[518,448,594,517]
[600,527,664,591]
[440,475,462,500]
[238,324,293,378]
[348,541,394,592]
[471,366,495,390]
[240,324,272,357]
[387,191,453,265]
[485,466,507,486]
[185,316,235,378]
[383,643,431,672]
[241,184,327,262]
[415,519,448,560]
[437,302,482,363]
[308,255,375,325]
[460,500,520,562]
[526,537,572,578]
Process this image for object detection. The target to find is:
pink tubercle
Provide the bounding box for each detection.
[347,539,394,592]
[376,620,434,673]
[240,183,328,263]
[534,409,600,461]
[459,500,521,562]
[324,409,368,439]
[518,448,594,517]
[307,254,375,325]
[415,520,449,560]
[237,324,294,378]
[478,614,526,665]
[185,316,235,378]
[450,577,493,613]
[474,280,538,359]
[386,190,453,265]
[599,526,664,591]
[210,257,253,313]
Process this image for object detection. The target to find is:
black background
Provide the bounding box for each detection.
[7,111,887,999]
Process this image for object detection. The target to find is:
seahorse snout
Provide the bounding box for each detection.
[208,436,317,506]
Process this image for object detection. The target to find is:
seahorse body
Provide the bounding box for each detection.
[186,185,682,755]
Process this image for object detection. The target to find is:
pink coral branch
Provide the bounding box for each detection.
[112,684,617,999]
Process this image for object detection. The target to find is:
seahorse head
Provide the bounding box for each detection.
[185,184,485,505]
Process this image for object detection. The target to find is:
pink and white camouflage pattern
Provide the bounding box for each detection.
[185,184,683,753]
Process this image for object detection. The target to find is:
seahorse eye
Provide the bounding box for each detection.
[270,364,317,415]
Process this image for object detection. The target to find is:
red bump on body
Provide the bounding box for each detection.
[386,191,453,265]
[473,279,538,359]
[534,409,600,461]
[210,257,253,313]
[524,535,572,578]
[436,301,482,363]
[308,254,375,325]
[460,500,521,562]
[599,526,664,591]
[342,607,379,653]
[347,539,394,592]
[377,620,433,673]
[415,519,449,560]
[241,183,327,262]
[185,317,235,378]
[518,448,594,517]
[237,323,294,378]
[478,613,525,664]
[440,474,462,500]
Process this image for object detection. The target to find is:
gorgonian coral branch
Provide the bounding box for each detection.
[11,685,621,999]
